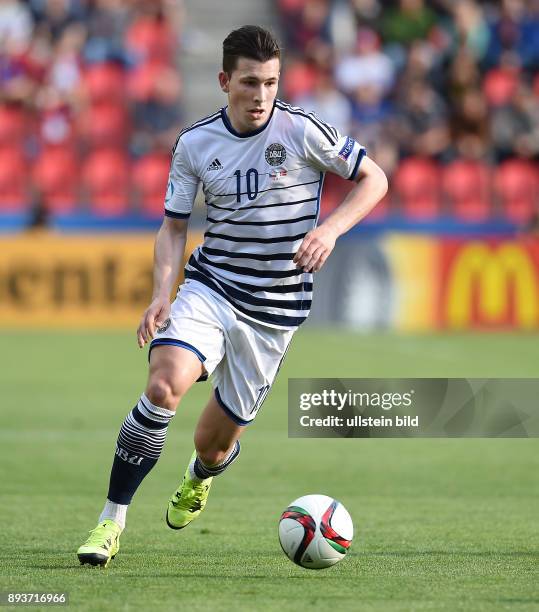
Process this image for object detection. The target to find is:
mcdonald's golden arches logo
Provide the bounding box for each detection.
[443,241,539,329]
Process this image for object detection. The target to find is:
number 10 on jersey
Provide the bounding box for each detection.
[234,169,259,203]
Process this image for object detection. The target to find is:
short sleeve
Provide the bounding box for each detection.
[303,114,366,181]
[164,138,200,219]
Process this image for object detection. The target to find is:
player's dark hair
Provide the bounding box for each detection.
[222,25,281,74]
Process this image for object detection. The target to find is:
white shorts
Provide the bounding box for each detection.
[149,279,294,425]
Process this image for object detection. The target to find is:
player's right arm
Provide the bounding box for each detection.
[137,217,188,348]
[137,136,199,348]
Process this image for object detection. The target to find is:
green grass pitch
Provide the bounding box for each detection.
[1,330,538,611]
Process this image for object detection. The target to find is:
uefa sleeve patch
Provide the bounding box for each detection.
[338,136,355,161]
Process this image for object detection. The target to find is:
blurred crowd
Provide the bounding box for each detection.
[0,0,183,217]
[0,0,538,223]
[279,0,539,222]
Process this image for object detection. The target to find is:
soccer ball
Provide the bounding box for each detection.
[278,494,353,569]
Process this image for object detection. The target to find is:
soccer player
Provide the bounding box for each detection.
[77,25,387,567]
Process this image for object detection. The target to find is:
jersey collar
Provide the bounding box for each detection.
[221,102,276,138]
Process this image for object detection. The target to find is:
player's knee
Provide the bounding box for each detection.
[145,376,185,410]
[146,378,177,409]
[146,365,196,409]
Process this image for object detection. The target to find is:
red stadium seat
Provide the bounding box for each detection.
[442,160,492,222]
[0,149,28,211]
[495,159,539,224]
[282,60,319,100]
[0,105,26,148]
[133,152,170,217]
[78,102,130,149]
[82,149,130,216]
[82,63,126,104]
[277,0,305,14]
[483,68,519,107]
[32,146,79,213]
[127,60,181,102]
[125,17,175,64]
[393,157,441,220]
[320,173,351,218]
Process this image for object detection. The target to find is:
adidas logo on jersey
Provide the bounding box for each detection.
[207,158,223,171]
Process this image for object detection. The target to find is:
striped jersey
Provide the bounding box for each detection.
[164,99,366,329]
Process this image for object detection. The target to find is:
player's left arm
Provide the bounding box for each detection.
[294,157,388,272]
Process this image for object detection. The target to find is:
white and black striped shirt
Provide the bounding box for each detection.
[164,99,366,329]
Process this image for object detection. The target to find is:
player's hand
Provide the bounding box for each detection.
[293,225,338,273]
[137,296,171,348]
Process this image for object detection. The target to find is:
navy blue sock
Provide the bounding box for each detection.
[193,440,241,479]
[107,394,175,504]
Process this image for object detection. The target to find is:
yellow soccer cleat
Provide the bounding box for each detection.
[166,454,213,530]
[77,519,122,568]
